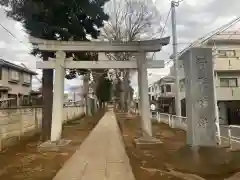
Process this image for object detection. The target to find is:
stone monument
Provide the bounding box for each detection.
[181,47,216,146]
[168,48,240,177]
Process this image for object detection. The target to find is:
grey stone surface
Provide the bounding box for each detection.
[133,136,162,149]
[38,139,71,152]
[181,48,216,146]
[52,110,135,180]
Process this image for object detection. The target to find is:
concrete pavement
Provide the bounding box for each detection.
[53,110,135,180]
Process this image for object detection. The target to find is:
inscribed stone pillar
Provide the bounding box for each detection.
[181,47,216,146]
[51,51,65,142]
[137,52,152,137]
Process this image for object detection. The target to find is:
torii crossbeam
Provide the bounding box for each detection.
[31,37,170,142]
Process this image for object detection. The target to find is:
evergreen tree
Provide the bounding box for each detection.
[4,0,109,140]
[96,73,112,108]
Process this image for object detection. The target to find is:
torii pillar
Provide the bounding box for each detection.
[83,74,92,116]
[31,37,170,145]
[50,51,66,142]
[134,52,162,146]
[137,52,152,137]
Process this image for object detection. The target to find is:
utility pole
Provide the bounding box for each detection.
[171,1,181,117]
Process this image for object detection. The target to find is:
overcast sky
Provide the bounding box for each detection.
[0,0,240,91]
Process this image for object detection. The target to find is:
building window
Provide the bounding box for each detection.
[9,69,20,81]
[220,78,238,87]
[218,50,236,58]
[180,83,184,92]
[23,73,31,84]
[152,96,155,101]
[161,85,164,93]
[166,84,171,92]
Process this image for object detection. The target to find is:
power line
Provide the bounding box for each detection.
[171,0,184,7]
[0,22,32,51]
[151,7,172,60]
[165,59,173,65]
[227,27,240,39]
[176,16,240,58]
[0,22,42,87]
[160,7,172,38]
[152,1,184,60]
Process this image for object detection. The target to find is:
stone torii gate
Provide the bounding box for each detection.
[30,37,170,143]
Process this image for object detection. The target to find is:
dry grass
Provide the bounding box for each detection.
[0,110,105,180]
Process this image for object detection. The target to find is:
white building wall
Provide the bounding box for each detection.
[148,32,240,125]
[168,41,240,102]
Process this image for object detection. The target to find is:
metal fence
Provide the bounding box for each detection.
[151,111,240,149]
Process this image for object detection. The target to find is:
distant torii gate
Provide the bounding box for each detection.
[30,37,170,142]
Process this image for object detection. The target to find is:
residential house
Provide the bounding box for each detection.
[149,31,240,125]
[148,76,176,113]
[0,59,37,107]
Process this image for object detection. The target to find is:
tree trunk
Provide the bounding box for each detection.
[83,75,91,116]
[41,55,53,141]
[123,70,130,112]
[99,100,104,109]
[120,81,125,112]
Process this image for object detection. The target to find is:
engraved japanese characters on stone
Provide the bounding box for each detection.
[198,80,210,94]
[196,98,208,109]
[197,117,209,128]
[195,55,210,109]
[195,55,210,128]
[196,56,207,80]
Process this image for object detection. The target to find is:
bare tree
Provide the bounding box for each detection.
[101,0,162,112]
[102,0,161,43]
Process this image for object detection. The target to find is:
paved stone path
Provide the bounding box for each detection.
[53,110,135,180]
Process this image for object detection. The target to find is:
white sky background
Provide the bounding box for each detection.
[0,0,240,92]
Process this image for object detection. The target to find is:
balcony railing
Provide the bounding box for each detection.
[216,87,240,101]
[152,87,240,101]
[214,59,240,71]
[151,111,240,149]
